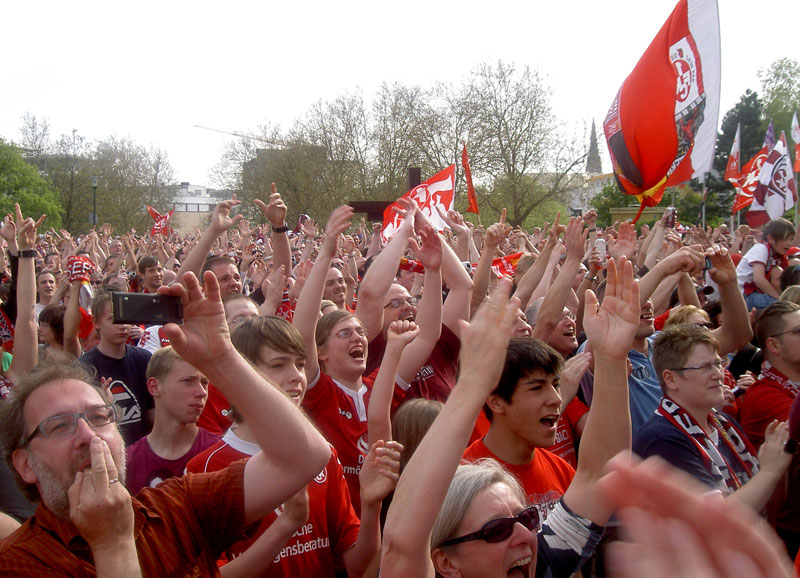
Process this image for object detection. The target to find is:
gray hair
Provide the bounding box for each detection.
[431,459,526,550]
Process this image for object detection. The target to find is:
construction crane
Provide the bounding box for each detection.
[193,124,283,147]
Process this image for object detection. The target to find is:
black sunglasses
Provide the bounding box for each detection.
[440,505,539,547]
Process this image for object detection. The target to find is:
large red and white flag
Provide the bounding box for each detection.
[730,147,768,213]
[382,165,455,242]
[603,0,720,219]
[724,123,741,181]
[746,133,798,227]
[792,112,800,172]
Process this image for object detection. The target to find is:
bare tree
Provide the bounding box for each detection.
[19,112,50,168]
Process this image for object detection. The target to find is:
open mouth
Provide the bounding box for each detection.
[540,414,559,429]
[348,345,365,360]
[508,555,531,577]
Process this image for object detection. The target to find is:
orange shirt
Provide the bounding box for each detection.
[463,437,575,520]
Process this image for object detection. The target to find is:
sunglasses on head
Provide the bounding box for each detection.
[439,505,539,547]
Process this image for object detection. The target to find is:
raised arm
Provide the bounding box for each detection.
[176,197,243,283]
[254,185,291,280]
[6,205,45,382]
[356,200,415,339]
[381,280,519,578]
[706,246,754,355]
[637,245,705,306]
[470,212,511,314]
[562,257,639,525]
[368,321,420,445]
[160,271,331,525]
[532,216,586,342]
[514,214,561,309]
[293,206,354,382]
[396,225,443,382]
[414,206,473,336]
[62,281,83,358]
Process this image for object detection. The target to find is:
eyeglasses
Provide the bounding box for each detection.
[561,311,576,322]
[670,358,725,375]
[440,506,540,547]
[384,297,418,309]
[25,404,117,445]
[334,326,368,339]
[769,326,800,339]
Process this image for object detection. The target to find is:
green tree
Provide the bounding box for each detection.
[706,90,764,221]
[590,183,636,226]
[0,139,62,226]
[758,58,800,141]
[92,137,177,232]
[46,130,94,233]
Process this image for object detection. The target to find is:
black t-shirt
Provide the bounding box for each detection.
[80,345,153,445]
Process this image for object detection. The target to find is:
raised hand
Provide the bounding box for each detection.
[584,257,640,360]
[15,204,46,251]
[319,206,354,257]
[409,223,442,271]
[458,278,520,393]
[564,216,587,259]
[254,184,288,228]
[288,259,313,301]
[209,196,243,233]
[0,215,17,252]
[359,440,404,506]
[546,212,565,246]
[158,271,234,368]
[706,245,736,286]
[387,320,420,347]
[608,221,637,262]
[598,453,795,578]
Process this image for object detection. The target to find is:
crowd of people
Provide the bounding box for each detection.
[0,190,799,577]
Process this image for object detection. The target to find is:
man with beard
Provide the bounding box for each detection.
[0,271,331,576]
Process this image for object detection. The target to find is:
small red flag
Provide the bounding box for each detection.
[148,206,174,237]
[724,124,741,181]
[730,147,769,213]
[461,143,479,215]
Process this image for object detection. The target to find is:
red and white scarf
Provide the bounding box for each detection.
[657,397,759,493]
[758,362,800,398]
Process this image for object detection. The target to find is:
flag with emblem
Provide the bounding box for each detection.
[602,0,720,222]
[730,147,769,213]
[382,165,455,242]
[746,133,797,227]
[147,206,174,237]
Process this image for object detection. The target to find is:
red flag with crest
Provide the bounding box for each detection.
[730,147,769,213]
[602,0,720,222]
[746,133,798,227]
[461,144,479,214]
[382,165,455,242]
[148,206,174,237]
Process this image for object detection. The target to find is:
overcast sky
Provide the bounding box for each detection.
[3,0,798,187]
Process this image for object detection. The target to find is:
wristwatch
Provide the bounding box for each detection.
[17,249,38,258]
[272,225,290,233]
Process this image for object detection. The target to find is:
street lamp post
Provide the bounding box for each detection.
[91,176,98,226]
